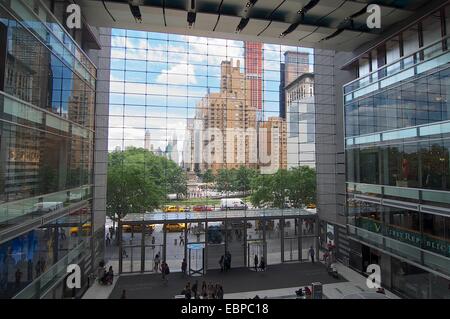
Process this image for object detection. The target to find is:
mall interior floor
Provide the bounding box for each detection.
[109,262,346,299]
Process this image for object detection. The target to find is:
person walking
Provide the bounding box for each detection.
[259,256,266,272]
[120,289,127,299]
[219,255,224,272]
[161,261,169,283]
[179,235,184,246]
[154,252,161,272]
[309,246,315,263]
[254,254,259,272]
[226,251,232,271]
[181,258,187,275]
[216,284,224,299]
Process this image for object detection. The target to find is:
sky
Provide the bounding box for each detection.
[108,28,314,162]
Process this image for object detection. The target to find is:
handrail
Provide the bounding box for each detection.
[344,33,450,89]
[0,91,95,134]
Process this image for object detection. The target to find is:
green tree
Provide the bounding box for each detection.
[107,162,162,221]
[201,169,215,183]
[287,166,316,208]
[216,168,236,192]
[249,173,274,208]
[271,169,289,208]
[106,147,187,222]
[234,166,257,192]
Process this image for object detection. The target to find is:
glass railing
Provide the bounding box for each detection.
[344,35,450,103]
[121,207,317,223]
[13,241,88,299]
[0,0,96,87]
[0,91,94,136]
[347,182,450,208]
[0,185,92,228]
[345,119,450,146]
[348,225,450,277]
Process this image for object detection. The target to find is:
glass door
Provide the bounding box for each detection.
[187,243,205,276]
[247,240,265,271]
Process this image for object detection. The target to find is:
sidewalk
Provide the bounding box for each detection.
[322,262,400,299]
[82,276,119,299]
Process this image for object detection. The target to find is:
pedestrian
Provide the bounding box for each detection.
[174,238,177,245]
[192,280,198,299]
[259,257,266,272]
[120,289,126,299]
[181,258,187,275]
[226,251,232,270]
[254,254,259,272]
[219,255,224,272]
[161,261,170,282]
[179,235,184,245]
[216,284,224,299]
[309,246,315,263]
[207,282,214,299]
[151,236,155,246]
[154,252,161,272]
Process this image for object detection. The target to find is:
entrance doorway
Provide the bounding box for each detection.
[247,240,265,270]
[187,243,205,276]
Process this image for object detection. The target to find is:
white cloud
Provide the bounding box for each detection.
[156,64,197,85]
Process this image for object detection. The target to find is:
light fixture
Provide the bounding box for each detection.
[187,0,196,27]
[280,22,300,37]
[129,4,142,22]
[236,18,250,33]
[187,11,196,27]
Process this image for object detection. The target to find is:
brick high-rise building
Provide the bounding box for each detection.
[193,59,257,172]
[259,117,287,174]
[244,42,263,120]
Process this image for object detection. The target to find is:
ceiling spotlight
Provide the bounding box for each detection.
[129,4,142,22]
[187,11,196,27]
[246,0,258,8]
[280,23,300,38]
[236,17,250,33]
[187,0,197,28]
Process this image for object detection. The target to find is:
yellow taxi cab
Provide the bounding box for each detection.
[164,223,187,232]
[163,205,179,213]
[70,222,91,236]
[122,224,155,233]
[306,203,316,209]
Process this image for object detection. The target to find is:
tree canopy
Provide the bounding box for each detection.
[107,147,187,221]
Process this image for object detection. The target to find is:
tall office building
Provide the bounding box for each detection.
[193,59,257,172]
[0,0,110,299]
[244,42,263,120]
[286,73,315,169]
[144,130,153,152]
[284,51,310,87]
[259,117,287,174]
[339,5,450,298]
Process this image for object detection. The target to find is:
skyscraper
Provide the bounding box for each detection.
[193,59,257,172]
[244,42,263,120]
[144,130,153,152]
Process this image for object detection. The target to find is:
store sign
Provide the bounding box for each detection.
[358,218,450,256]
[9,148,40,163]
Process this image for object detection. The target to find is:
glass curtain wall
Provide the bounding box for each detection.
[106,29,315,272]
[0,0,95,298]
